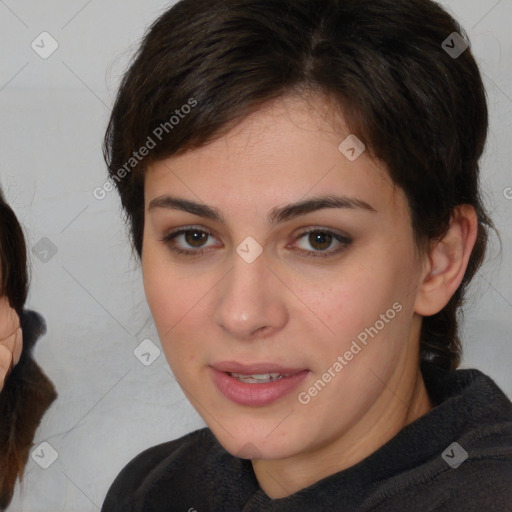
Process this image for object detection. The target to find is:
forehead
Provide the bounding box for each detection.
[144,94,405,220]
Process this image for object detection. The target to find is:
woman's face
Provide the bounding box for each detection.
[142,94,428,462]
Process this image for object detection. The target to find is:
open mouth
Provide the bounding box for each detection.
[210,365,310,406]
[228,372,295,383]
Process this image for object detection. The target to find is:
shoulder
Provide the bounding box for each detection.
[388,454,512,511]
[101,428,216,512]
[428,366,512,507]
[366,365,512,510]
[364,423,512,511]
[436,456,512,510]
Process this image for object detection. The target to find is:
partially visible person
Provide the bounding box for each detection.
[0,297,22,393]
[0,187,57,511]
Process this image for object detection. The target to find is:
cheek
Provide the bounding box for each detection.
[142,247,183,336]
[145,274,186,334]
[317,270,388,332]
[299,274,412,414]
[306,258,410,363]
[141,247,209,368]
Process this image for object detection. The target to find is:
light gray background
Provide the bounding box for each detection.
[0,1,511,510]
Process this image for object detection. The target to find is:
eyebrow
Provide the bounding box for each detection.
[148,194,377,225]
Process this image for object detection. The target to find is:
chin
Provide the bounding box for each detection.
[210,422,303,460]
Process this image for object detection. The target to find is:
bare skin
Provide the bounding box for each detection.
[0,296,22,391]
[141,93,477,498]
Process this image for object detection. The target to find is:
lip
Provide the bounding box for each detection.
[209,362,310,407]
[210,361,306,375]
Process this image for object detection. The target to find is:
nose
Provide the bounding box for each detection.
[213,249,288,341]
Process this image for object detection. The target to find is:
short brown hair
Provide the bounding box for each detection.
[103,0,495,370]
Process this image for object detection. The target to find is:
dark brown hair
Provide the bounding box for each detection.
[103,0,495,371]
[0,188,28,315]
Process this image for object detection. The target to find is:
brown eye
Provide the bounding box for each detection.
[160,226,219,256]
[184,230,209,248]
[308,232,332,251]
[293,228,352,258]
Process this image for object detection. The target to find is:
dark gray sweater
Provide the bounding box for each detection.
[101,364,512,511]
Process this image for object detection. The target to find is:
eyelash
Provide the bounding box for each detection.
[159,225,352,258]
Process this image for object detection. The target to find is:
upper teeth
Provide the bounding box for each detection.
[230,372,290,383]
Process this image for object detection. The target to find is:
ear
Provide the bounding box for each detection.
[414,205,478,316]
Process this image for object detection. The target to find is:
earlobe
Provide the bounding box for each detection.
[414,205,478,316]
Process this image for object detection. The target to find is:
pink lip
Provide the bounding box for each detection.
[211,361,306,375]
[209,362,310,407]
